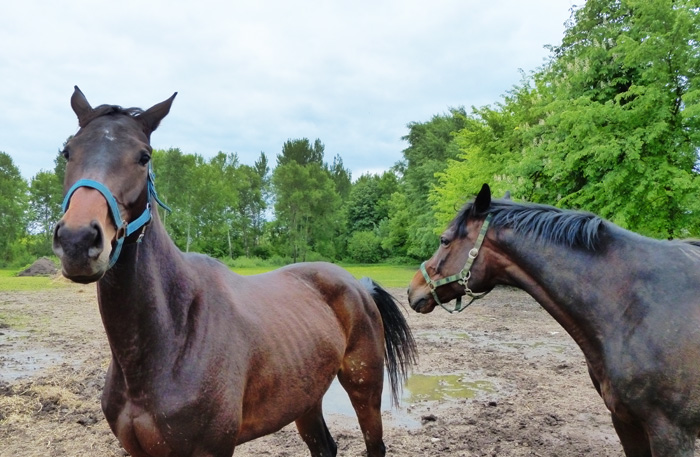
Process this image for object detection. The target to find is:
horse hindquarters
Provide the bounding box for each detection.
[335,278,416,457]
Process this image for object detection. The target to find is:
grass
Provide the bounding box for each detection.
[231,263,419,288]
[0,269,68,292]
[0,263,420,292]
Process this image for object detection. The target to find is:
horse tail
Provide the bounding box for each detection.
[360,277,418,406]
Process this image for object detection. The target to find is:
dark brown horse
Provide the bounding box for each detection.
[52,87,417,457]
[408,183,700,457]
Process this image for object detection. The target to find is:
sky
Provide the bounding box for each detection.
[1,0,575,182]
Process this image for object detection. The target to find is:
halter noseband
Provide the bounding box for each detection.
[61,164,171,269]
[420,213,493,313]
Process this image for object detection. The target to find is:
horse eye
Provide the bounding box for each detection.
[138,153,151,166]
[440,236,450,247]
[61,148,70,161]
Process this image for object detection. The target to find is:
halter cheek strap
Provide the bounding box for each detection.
[420,213,493,313]
[61,165,171,269]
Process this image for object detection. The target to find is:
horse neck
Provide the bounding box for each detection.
[492,230,619,361]
[96,207,196,376]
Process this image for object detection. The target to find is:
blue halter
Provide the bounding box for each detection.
[61,165,171,268]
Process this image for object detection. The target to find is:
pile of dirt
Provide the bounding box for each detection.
[17,257,58,277]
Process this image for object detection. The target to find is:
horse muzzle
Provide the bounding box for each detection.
[407,280,437,314]
[52,187,115,283]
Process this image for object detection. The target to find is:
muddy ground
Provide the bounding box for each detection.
[0,282,671,456]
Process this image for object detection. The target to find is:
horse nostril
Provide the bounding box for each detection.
[87,220,104,259]
[52,221,65,257]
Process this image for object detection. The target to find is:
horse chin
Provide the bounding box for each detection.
[62,270,106,284]
[409,295,437,314]
[58,252,110,284]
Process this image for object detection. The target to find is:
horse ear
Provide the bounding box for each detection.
[503,190,511,200]
[138,92,177,137]
[473,183,492,214]
[71,86,93,128]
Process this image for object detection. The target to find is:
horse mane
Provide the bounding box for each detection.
[80,104,145,127]
[452,199,605,251]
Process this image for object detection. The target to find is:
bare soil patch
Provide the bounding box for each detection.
[0,283,678,456]
[16,257,59,277]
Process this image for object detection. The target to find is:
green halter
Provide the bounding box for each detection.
[420,214,492,313]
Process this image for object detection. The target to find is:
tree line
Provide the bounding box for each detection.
[1,0,699,268]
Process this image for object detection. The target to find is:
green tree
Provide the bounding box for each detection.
[152,148,198,251]
[272,139,342,262]
[531,0,700,237]
[277,138,325,167]
[346,171,398,233]
[433,0,700,238]
[328,154,352,200]
[27,169,62,254]
[392,109,468,258]
[235,152,270,257]
[432,81,542,226]
[380,191,411,259]
[0,152,29,265]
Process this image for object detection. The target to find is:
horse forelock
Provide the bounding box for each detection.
[451,199,604,251]
[79,104,145,128]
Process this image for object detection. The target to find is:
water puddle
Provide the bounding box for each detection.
[417,330,471,343]
[323,372,496,428]
[403,374,495,402]
[0,328,63,382]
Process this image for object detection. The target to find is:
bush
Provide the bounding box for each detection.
[347,231,384,263]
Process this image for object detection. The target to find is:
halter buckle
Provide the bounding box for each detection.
[115,220,128,240]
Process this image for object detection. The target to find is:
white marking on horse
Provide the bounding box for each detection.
[103,128,116,142]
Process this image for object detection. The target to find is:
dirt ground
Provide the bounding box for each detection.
[0,282,672,456]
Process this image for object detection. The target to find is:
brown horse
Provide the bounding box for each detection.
[408,183,700,457]
[52,87,417,457]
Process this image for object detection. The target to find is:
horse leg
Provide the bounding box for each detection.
[294,400,337,457]
[611,414,652,457]
[337,362,386,457]
[645,415,696,457]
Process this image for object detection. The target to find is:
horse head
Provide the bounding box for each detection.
[408,183,498,313]
[52,86,176,283]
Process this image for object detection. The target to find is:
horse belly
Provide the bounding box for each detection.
[236,322,345,443]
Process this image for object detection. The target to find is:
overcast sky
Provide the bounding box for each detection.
[2,0,574,181]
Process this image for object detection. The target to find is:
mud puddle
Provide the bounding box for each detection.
[0,328,64,382]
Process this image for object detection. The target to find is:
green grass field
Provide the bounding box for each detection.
[231,264,418,288]
[0,269,68,292]
[0,264,419,292]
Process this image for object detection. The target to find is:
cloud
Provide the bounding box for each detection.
[1,0,574,181]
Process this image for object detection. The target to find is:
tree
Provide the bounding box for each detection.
[433,0,700,238]
[328,154,352,200]
[272,139,342,262]
[392,109,468,258]
[0,152,29,265]
[235,152,270,257]
[431,81,542,226]
[277,138,324,167]
[27,169,62,254]
[152,148,198,251]
[530,0,700,237]
[346,172,398,233]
